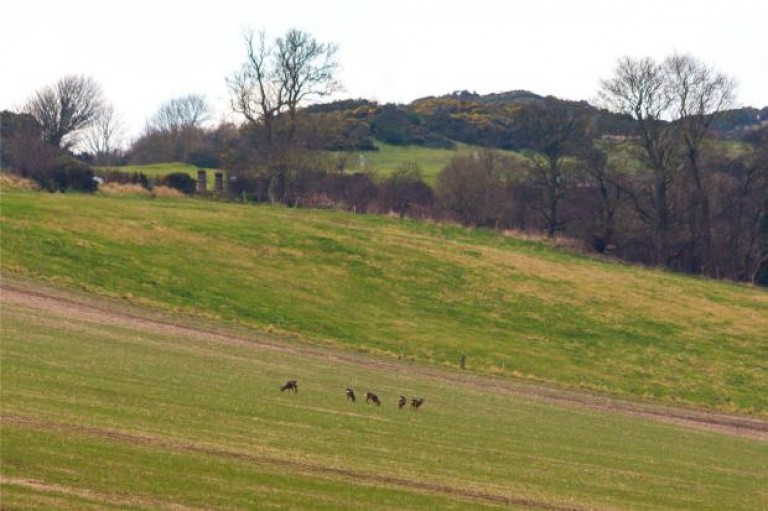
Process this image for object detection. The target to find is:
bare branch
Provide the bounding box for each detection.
[664,52,737,147]
[84,103,125,166]
[148,94,209,133]
[227,27,341,167]
[25,75,105,149]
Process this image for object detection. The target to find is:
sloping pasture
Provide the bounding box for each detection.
[2,192,766,415]
[1,284,766,510]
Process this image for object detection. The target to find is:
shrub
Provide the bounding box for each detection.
[34,156,98,193]
[226,173,270,202]
[189,151,220,169]
[378,164,434,218]
[339,172,378,213]
[161,172,197,195]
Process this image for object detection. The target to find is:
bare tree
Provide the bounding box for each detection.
[436,150,510,226]
[275,29,340,147]
[517,98,591,237]
[84,104,125,167]
[25,75,105,149]
[228,28,340,168]
[143,94,209,162]
[380,163,434,219]
[755,197,768,286]
[148,94,209,133]
[599,57,681,265]
[599,54,738,271]
[228,30,280,156]
[664,53,736,274]
[1,111,57,176]
[580,148,624,252]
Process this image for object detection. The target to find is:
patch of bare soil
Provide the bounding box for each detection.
[2,278,767,442]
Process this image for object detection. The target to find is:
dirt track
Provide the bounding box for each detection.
[2,279,767,442]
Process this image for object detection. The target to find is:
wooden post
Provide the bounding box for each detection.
[214,171,224,193]
[197,169,207,194]
[460,354,466,369]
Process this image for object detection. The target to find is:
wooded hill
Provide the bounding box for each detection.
[303,90,768,152]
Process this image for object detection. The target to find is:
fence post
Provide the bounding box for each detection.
[214,171,224,193]
[197,169,207,194]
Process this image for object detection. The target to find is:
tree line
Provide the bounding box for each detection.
[1,29,766,285]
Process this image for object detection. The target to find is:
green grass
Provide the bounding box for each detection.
[104,139,748,187]
[1,191,767,416]
[104,145,465,185]
[107,143,522,185]
[97,162,220,188]
[341,142,527,183]
[2,293,766,510]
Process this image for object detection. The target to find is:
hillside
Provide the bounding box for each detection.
[3,278,766,509]
[304,91,767,154]
[341,141,529,182]
[306,90,638,151]
[2,191,766,416]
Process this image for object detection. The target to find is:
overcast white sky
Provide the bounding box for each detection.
[2,0,766,142]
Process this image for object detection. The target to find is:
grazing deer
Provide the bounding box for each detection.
[280,380,298,394]
[411,397,424,410]
[398,396,407,409]
[365,391,381,406]
[346,387,356,402]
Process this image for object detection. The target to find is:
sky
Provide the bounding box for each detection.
[2,0,767,143]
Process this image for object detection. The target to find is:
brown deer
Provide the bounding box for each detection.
[346,387,356,402]
[398,396,407,409]
[410,397,424,410]
[365,391,381,406]
[280,380,298,394]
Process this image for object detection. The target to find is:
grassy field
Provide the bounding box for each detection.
[107,143,525,185]
[104,139,749,187]
[2,282,766,510]
[98,162,220,188]
[351,139,750,183]
[1,191,766,417]
[340,142,527,183]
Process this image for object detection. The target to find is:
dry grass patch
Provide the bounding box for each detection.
[98,182,151,196]
[97,183,186,199]
[0,172,39,191]
[151,186,187,199]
